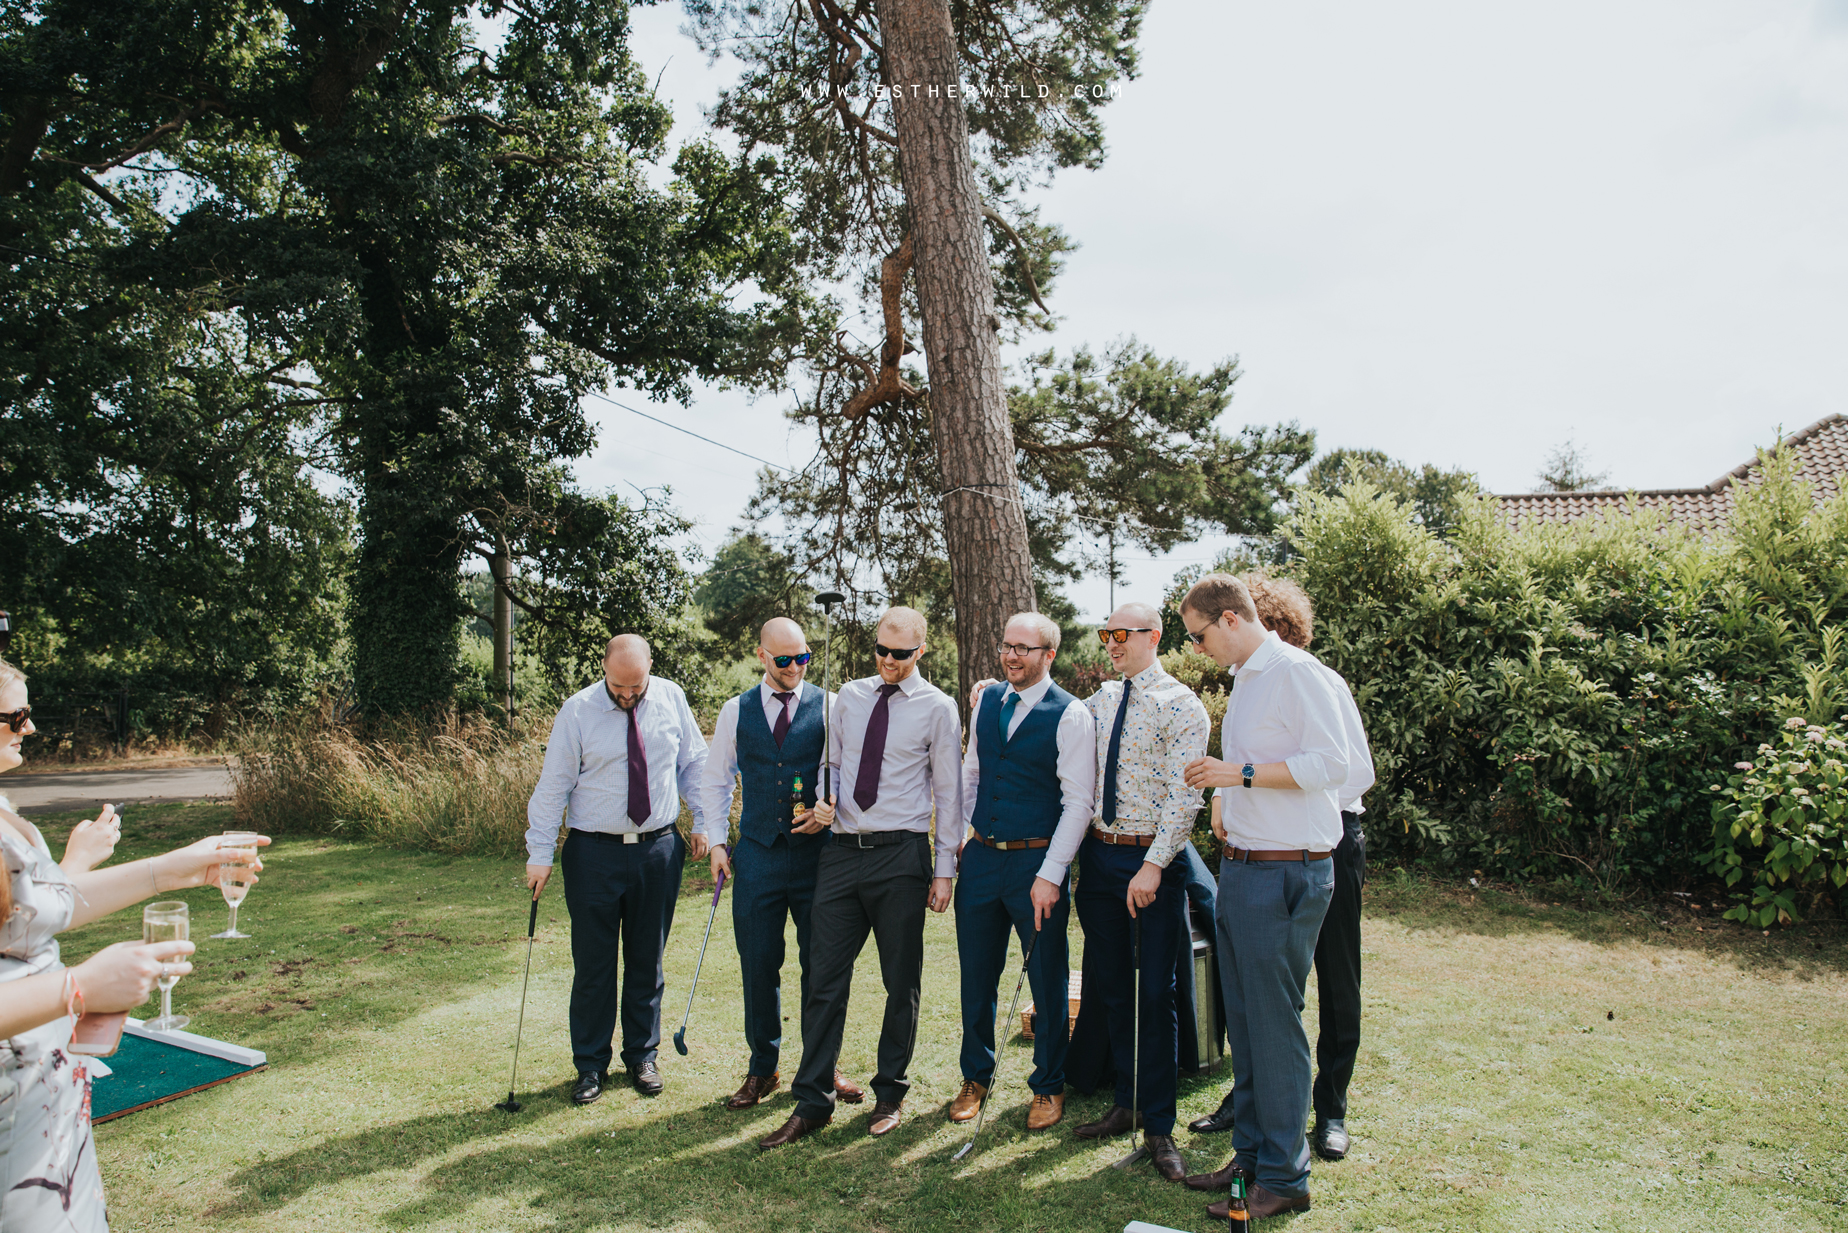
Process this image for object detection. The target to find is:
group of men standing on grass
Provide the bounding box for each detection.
[523,573,1374,1220]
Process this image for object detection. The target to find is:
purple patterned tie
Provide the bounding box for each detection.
[626,702,651,825]
[853,683,901,811]
[771,690,795,747]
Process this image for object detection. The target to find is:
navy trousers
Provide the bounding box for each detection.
[560,827,685,1076]
[731,834,822,1077]
[1311,813,1366,1125]
[954,841,1071,1095]
[1073,835,1186,1135]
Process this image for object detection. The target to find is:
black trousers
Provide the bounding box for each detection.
[560,827,685,1076]
[791,834,932,1119]
[1311,812,1366,1125]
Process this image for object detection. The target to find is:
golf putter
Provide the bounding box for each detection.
[816,591,846,803]
[496,889,541,1112]
[953,925,1043,1162]
[1112,911,1148,1169]
[672,850,728,1055]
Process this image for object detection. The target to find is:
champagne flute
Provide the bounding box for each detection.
[142,901,190,1031]
[211,831,262,939]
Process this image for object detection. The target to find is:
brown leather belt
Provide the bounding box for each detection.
[1227,846,1333,863]
[1088,827,1154,848]
[971,832,1050,851]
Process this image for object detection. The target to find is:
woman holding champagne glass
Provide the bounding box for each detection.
[0,657,268,1231]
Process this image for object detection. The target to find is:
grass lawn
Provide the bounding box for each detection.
[36,803,1848,1232]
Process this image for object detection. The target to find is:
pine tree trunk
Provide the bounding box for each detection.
[875,0,1038,711]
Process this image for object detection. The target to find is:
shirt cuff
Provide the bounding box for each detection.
[1034,856,1071,885]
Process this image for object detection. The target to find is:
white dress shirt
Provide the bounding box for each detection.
[958,674,1098,885]
[524,676,708,866]
[699,678,836,843]
[1219,631,1351,852]
[1085,660,1211,868]
[824,670,964,877]
[1319,661,1375,814]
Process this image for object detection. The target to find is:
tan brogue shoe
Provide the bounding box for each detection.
[868,1099,904,1136]
[948,1079,987,1122]
[758,1112,828,1149]
[726,1073,780,1110]
[1025,1092,1065,1131]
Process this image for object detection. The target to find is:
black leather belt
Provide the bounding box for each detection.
[838,829,926,849]
[569,826,674,845]
[972,832,1051,851]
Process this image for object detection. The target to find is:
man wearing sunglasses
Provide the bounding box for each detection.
[949,612,1095,1132]
[1175,574,1352,1221]
[759,607,962,1149]
[698,617,864,1112]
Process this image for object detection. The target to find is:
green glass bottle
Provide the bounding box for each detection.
[1226,1174,1249,1226]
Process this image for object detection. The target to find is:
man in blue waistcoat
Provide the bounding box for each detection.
[700,617,864,1111]
[950,612,1096,1132]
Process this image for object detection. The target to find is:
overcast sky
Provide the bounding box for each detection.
[575,0,1848,621]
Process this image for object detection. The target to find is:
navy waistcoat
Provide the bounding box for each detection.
[971,679,1075,843]
[737,682,827,848]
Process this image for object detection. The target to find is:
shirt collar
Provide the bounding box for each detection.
[596,676,650,711]
[759,675,798,698]
[1127,660,1166,692]
[891,668,927,697]
[1235,631,1285,679]
[1005,674,1054,708]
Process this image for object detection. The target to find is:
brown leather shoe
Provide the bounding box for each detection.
[757,1112,828,1149]
[726,1073,780,1110]
[834,1069,865,1104]
[1185,1154,1253,1192]
[1072,1104,1139,1140]
[1026,1092,1065,1130]
[868,1099,903,1136]
[1146,1133,1186,1182]
[1208,1184,1311,1218]
[948,1079,987,1123]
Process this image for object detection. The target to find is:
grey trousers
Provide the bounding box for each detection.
[791,834,933,1119]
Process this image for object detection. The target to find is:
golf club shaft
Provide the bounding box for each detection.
[504,892,540,1101]
[965,926,1042,1144]
[821,607,834,800]
[677,865,727,1034]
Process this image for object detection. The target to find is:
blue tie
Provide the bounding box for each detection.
[1101,681,1132,825]
[999,690,1020,743]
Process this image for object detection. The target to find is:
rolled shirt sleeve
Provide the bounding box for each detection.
[1278,661,1350,795]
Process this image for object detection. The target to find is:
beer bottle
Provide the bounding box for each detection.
[1226,1173,1249,1226]
[791,775,805,825]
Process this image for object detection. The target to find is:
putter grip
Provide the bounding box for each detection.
[712,869,727,905]
[527,896,539,938]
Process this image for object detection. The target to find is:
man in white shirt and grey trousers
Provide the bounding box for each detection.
[758,606,962,1149]
[1177,574,1352,1220]
[525,634,711,1106]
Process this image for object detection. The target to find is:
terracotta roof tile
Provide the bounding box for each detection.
[1492,413,1848,531]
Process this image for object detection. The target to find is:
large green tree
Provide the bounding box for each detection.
[3,0,801,715]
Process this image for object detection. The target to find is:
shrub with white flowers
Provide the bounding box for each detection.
[1706,715,1848,927]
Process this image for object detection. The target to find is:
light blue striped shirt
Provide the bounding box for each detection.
[525,676,709,866]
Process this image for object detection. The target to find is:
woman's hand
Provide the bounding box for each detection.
[72,940,196,1013]
[154,832,269,892]
[61,804,120,874]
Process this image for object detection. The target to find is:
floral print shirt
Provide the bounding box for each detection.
[1085,660,1210,868]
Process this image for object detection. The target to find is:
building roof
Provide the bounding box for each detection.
[1492,414,1848,531]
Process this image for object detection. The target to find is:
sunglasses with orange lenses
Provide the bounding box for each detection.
[1096,627,1154,644]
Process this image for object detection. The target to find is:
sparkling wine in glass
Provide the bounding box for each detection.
[212,831,262,939]
[142,900,190,1032]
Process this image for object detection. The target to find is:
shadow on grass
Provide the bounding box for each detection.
[1364,865,1848,981]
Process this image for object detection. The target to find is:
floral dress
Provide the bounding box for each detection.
[0,823,108,1231]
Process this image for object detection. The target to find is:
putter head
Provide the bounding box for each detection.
[816,591,845,609]
[951,1141,976,1162]
[1111,1145,1150,1170]
[672,1028,689,1056]
[495,1095,523,1113]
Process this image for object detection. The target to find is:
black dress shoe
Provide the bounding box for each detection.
[571,1071,608,1105]
[1187,1090,1237,1134]
[630,1061,664,1096]
[1072,1104,1139,1140]
[1313,1118,1348,1160]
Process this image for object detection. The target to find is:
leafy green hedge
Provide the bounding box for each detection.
[1278,448,1848,912]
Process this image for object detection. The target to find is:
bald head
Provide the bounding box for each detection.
[1101,602,1163,678]
[757,616,812,690]
[603,634,652,709]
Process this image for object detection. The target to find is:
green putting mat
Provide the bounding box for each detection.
[90,1019,266,1123]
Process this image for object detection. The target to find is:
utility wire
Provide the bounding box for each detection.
[587,391,792,475]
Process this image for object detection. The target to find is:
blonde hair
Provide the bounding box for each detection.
[1242,574,1314,649]
[1004,612,1062,653]
[877,606,928,643]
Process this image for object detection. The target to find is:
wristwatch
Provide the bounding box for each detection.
[1241,762,1255,788]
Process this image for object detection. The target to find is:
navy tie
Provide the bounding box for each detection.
[771,690,795,747]
[625,702,651,826]
[999,690,1020,743]
[853,683,901,812]
[1101,680,1132,825]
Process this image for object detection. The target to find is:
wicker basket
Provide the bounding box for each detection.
[1020,971,1082,1040]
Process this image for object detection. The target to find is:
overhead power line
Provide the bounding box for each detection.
[588,391,792,475]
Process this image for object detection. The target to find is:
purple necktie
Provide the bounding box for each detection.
[853,683,901,812]
[771,690,795,747]
[626,702,651,825]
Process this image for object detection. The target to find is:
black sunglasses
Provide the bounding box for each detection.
[1097,627,1154,645]
[1184,629,1208,646]
[1,706,30,733]
[874,643,920,660]
[771,652,813,668]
